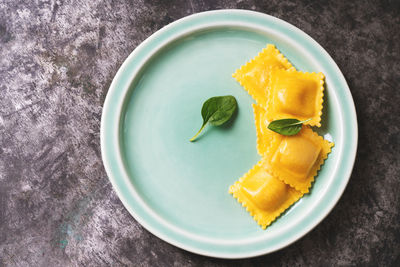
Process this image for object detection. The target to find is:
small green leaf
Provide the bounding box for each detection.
[190,95,238,142]
[267,118,311,136]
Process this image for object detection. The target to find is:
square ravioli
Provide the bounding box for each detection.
[229,161,303,229]
[266,68,325,127]
[252,103,277,156]
[233,44,294,108]
[264,126,334,193]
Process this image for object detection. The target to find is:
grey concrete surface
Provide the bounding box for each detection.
[0,0,399,266]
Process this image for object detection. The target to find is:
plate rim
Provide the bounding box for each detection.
[101,9,358,258]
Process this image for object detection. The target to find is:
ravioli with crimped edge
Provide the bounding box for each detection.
[263,126,334,193]
[233,44,295,108]
[266,68,325,127]
[229,161,303,229]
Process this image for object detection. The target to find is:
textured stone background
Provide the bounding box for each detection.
[0,0,399,266]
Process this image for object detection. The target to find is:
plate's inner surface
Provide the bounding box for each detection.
[120,27,340,241]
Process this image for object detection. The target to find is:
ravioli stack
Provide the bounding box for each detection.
[229,44,334,229]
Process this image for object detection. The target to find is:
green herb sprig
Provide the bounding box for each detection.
[267,118,311,136]
[190,95,238,142]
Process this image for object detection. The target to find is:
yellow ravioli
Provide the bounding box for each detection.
[266,69,324,127]
[264,126,334,193]
[233,44,294,107]
[252,103,277,155]
[229,161,303,229]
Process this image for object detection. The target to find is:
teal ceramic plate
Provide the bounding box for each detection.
[101,10,357,258]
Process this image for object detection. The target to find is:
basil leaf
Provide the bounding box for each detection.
[190,95,238,142]
[267,118,311,136]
